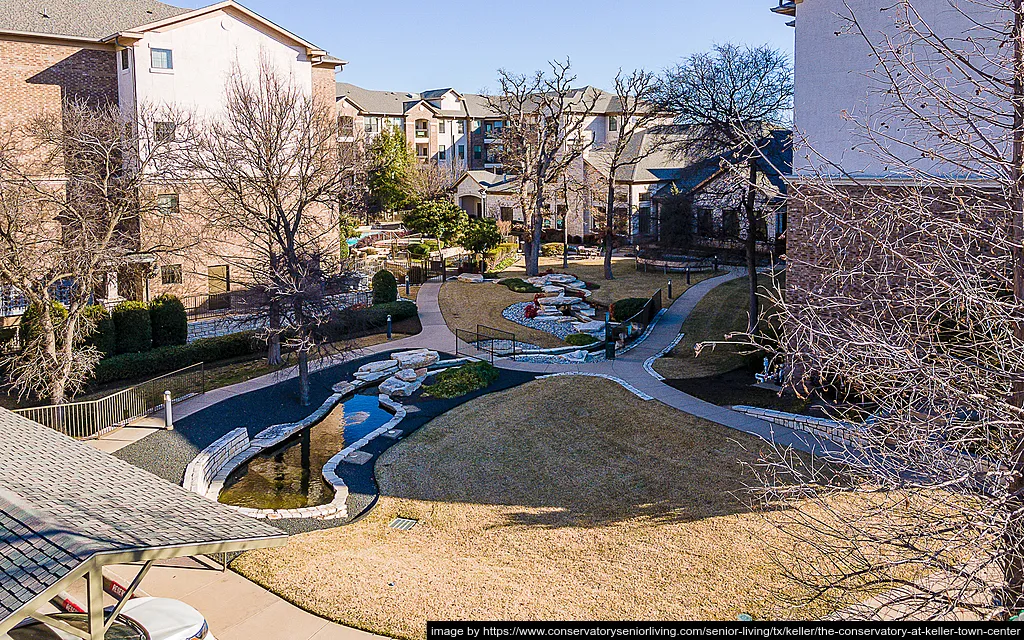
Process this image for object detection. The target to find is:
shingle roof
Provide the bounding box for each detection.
[0,0,190,40]
[0,409,285,628]
[336,83,422,116]
[459,170,519,194]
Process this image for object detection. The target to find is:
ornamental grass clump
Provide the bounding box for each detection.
[422,361,499,399]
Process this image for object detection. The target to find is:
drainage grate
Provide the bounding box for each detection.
[389,517,418,531]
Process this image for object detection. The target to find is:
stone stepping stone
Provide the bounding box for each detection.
[343,451,374,465]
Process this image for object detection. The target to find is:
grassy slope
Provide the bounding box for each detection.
[233,377,852,636]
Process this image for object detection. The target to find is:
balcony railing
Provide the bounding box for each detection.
[415,129,428,138]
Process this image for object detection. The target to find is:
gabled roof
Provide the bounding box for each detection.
[456,170,519,194]
[0,0,344,67]
[587,125,694,184]
[652,129,793,199]
[336,83,421,116]
[0,0,189,40]
[0,408,285,633]
[421,88,460,100]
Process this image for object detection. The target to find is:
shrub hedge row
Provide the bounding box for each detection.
[93,331,262,385]
[612,297,650,322]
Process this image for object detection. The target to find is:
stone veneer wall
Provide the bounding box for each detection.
[183,427,250,496]
[731,405,870,448]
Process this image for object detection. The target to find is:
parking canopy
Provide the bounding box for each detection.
[0,409,287,639]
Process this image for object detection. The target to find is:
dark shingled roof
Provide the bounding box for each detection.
[0,0,191,40]
[0,408,285,629]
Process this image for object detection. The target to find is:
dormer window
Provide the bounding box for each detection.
[151,48,173,70]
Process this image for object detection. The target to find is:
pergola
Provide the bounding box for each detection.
[0,409,287,640]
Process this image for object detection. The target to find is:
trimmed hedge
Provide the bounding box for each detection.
[83,305,116,357]
[93,331,262,385]
[566,333,600,347]
[323,301,418,341]
[113,301,152,354]
[372,269,398,305]
[19,301,67,346]
[498,278,542,294]
[612,297,649,322]
[149,294,188,348]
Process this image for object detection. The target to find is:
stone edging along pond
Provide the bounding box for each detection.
[183,379,408,522]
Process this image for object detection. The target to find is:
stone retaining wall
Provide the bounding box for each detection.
[183,428,250,496]
[731,405,869,448]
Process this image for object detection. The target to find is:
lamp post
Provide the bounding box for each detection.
[605,311,615,360]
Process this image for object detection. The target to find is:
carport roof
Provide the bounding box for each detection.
[0,408,286,633]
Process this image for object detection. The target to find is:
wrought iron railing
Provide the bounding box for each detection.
[14,363,206,439]
[454,325,518,364]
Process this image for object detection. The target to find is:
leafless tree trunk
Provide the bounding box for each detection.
[177,55,362,406]
[488,60,597,276]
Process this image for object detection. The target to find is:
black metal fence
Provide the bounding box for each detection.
[455,325,518,364]
[617,289,664,343]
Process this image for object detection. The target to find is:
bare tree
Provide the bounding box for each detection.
[749,0,1024,618]
[179,56,357,406]
[661,44,792,332]
[587,69,666,280]
[409,156,467,203]
[488,60,597,276]
[0,101,181,404]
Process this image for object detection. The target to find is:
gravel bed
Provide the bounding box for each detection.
[502,302,585,340]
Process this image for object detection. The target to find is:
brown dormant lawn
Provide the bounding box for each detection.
[233,377,855,636]
[438,280,565,348]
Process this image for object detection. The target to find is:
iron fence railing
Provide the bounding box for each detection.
[14,362,206,439]
[454,325,518,364]
[617,289,663,343]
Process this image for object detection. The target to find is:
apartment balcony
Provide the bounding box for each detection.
[415,130,429,139]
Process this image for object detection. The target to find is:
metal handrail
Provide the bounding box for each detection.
[14,362,206,439]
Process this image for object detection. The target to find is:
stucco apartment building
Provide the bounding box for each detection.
[772,0,1003,300]
[0,0,343,306]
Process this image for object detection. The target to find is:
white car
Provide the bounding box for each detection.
[10,597,213,640]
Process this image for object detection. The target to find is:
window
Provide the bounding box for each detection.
[339,116,354,137]
[500,206,514,222]
[390,116,403,128]
[697,208,713,236]
[472,119,481,131]
[156,193,179,215]
[120,49,130,71]
[150,48,173,70]
[439,121,446,134]
[457,121,465,135]
[484,122,492,134]
[458,145,465,160]
[161,264,182,285]
[473,145,482,160]
[416,144,428,158]
[154,122,176,142]
[722,210,740,238]
[608,115,618,132]
[415,119,429,138]
[438,145,446,160]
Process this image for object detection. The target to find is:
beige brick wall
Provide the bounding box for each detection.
[0,37,116,128]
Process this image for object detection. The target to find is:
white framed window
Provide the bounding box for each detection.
[120,49,130,71]
[439,145,446,160]
[458,145,465,160]
[609,115,618,132]
[156,193,179,215]
[439,121,446,134]
[151,48,173,70]
[161,264,183,285]
[457,121,465,135]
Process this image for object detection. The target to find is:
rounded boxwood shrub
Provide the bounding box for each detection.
[112,300,152,354]
[19,301,68,347]
[611,297,649,322]
[565,333,600,347]
[540,243,564,257]
[149,294,188,347]
[83,304,116,357]
[372,269,398,305]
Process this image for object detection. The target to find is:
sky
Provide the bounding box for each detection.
[217,0,795,93]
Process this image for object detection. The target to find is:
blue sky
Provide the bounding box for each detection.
[228,0,794,92]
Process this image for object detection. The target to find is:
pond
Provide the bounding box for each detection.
[218,393,393,510]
